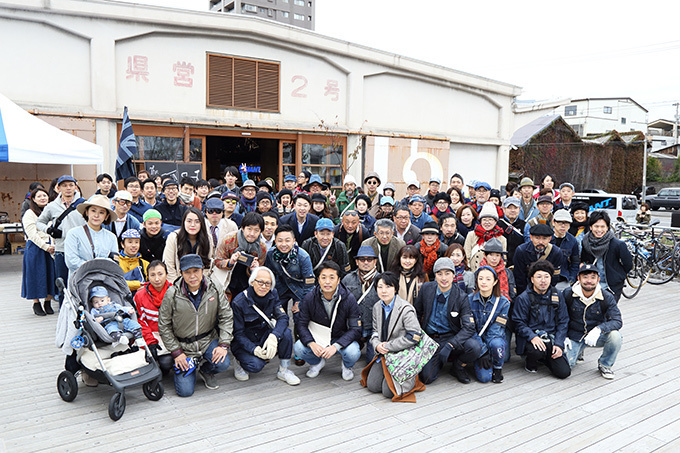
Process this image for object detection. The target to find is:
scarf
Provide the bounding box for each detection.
[453,264,466,290]
[272,244,298,266]
[241,195,257,213]
[431,206,452,219]
[480,256,510,299]
[582,229,615,259]
[178,192,194,205]
[474,224,504,246]
[358,267,378,292]
[236,229,262,256]
[520,198,533,219]
[246,285,270,309]
[398,271,419,304]
[147,281,171,308]
[569,220,588,238]
[419,238,441,276]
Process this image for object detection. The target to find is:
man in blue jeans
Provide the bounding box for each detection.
[294,261,362,381]
[562,264,623,379]
[159,254,233,396]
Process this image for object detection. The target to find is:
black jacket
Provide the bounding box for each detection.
[301,237,351,276]
[231,286,289,353]
[413,281,476,351]
[280,212,320,245]
[334,224,369,271]
[500,217,525,268]
[563,285,622,342]
[397,224,422,246]
[140,228,168,263]
[441,232,465,247]
[580,236,633,300]
[512,241,565,295]
[296,284,362,349]
[154,200,187,227]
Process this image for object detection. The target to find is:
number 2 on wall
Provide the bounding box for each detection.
[291,75,308,98]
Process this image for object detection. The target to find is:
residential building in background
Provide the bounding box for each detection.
[210,0,315,30]
[560,97,647,137]
[647,118,678,153]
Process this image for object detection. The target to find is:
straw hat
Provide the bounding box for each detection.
[77,194,118,221]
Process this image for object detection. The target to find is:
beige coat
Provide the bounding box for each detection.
[163,231,215,284]
[464,231,507,272]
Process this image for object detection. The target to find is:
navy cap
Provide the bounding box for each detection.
[578,263,599,276]
[284,174,297,182]
[89,285,108,299]
[474,181,492,191]
[205,198,224,210]
[356,245,377,259]
[529,223,553,237]
[162,179,179,190]
[57,175,77,185]
[409,194,425,204]
[179,254,204,272]
[221,190,239,201]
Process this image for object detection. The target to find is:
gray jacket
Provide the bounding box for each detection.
[36,194,86,252]
[370,295,422,353]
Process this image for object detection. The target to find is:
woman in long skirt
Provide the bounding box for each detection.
[21,187,56,316]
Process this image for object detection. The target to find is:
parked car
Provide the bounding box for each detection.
[572,193,638,221]
[632,186,656,201]
[648,188,680,210]
[580,189,608,194]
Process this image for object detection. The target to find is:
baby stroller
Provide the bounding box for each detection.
[56,258,164,421]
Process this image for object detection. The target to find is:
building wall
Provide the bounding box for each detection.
[0,0,519,197]
[562,99,647,137]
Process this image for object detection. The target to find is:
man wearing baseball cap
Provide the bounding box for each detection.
[424,176,441,209]
[513,223,565,295]
[500,196,526,268]
[470,181,504,219]
[408,194,429,230]
[562,264,623,379]
[555,182,576,212]
[36,175,86,304]
[159,254,233,396]
[414,257,481,384]
[301,218,351,276]
[551,209,580,288]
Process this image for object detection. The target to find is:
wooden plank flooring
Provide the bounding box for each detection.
[1,254,679,452]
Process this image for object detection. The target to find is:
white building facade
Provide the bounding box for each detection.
[560,98,647,137]
[0,0,520,217]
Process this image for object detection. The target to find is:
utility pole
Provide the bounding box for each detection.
[642,112,649,204]
[674,102,679,144]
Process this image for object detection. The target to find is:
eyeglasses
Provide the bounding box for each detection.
[395,216,410,220]
[116,200,132,206]
[253,279,272,288]
[206,208,223,214]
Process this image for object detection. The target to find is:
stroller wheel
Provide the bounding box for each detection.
[142,380,164,401]
[57,371,78,402]
[108,392,126,421]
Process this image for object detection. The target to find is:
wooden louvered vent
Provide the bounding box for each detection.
[207,53,280,112]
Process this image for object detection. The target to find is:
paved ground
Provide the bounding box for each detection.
[1,253,679,453]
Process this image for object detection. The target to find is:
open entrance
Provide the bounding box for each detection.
[205,136,279,184]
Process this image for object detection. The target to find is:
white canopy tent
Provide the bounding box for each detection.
[0,92,103,165]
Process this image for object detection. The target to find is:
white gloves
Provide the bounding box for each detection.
[584,327,601,347]
[564,337,572,351]
[262,334,278,360]
[253,346,268,359]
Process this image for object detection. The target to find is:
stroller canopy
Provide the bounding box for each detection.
[68,258,132,310]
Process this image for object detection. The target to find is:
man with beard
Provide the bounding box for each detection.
[438,213,465,247]
[513,224,564,295]
[562,264,623,379]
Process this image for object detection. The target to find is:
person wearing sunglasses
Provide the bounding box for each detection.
[103,190,140,249]
[363,172,382,217]
[230,266,300,386]
[203,198,237,260]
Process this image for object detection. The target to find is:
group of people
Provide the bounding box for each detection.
[21,167,629,399]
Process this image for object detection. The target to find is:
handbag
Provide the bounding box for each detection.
[384,331,438,386]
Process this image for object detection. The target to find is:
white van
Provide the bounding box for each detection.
[572,193,638,221]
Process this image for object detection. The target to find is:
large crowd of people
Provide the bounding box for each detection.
[21,167,630,399]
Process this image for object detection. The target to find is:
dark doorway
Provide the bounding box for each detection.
[205,136,279,184]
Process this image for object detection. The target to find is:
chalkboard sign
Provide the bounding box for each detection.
[144,162,202,182]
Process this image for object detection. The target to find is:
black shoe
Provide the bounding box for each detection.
[294,357,305,367]
[43,300,54,315]
[492,368,504,383]
[451,361,471,384]
[33,302,46,316]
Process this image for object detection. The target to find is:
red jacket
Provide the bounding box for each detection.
[134,281,171,345]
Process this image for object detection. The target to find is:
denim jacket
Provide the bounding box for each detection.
[264,245,315,302]
[468,292,510,355]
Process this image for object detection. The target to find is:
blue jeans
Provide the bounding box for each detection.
[104,318,141,335]
[566,330,622,368]
[173,339,230,397]
[54,252,68,303]
[294,340,361,368]
[232,328,294,373]
[474,337,506,383]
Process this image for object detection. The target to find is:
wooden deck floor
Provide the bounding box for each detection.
[1,254,679,452]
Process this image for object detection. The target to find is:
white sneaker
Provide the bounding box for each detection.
[277,367,301,386]
[341,364,354,381]
[306,358,326,378]
[234,360,249,381]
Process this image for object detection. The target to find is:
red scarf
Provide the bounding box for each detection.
[420,238,441,276]
[480,256,510,299]
[474,223,504,246]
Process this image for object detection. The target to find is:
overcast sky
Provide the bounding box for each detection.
[113,0,680,122]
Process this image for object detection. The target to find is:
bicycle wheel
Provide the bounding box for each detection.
[648,230,677,284]
[622,253,649,299]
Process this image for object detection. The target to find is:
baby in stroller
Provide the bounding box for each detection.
[89,286,142,345]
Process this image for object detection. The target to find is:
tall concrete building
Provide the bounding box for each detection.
[210,0,315,30]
